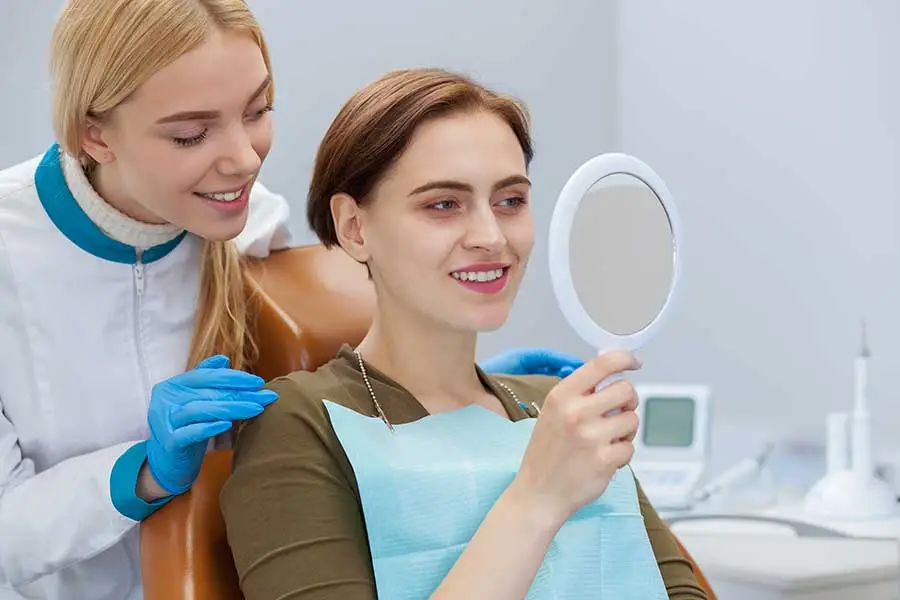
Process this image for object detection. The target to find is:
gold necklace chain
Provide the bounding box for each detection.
[354,350,396,432]
[353,350,538,431]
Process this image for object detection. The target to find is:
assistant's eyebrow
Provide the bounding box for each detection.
[155,75,272,124]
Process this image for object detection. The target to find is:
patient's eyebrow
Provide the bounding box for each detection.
[409,175,531,196]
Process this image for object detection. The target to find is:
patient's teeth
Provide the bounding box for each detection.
[452,268,505,282]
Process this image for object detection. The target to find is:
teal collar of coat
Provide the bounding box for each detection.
[35,144,187,265]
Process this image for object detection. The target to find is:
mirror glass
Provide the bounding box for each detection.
[568,173,676,336]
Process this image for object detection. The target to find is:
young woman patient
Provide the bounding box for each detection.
[221,68,708,600]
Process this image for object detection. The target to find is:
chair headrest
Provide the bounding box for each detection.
[245,244,375,381]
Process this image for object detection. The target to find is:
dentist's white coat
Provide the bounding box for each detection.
[0,145,292,599]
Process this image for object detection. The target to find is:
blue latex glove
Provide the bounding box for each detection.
[480,347,585,378]
[146,355,277,495]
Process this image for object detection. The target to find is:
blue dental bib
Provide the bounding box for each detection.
[325,400,668,599]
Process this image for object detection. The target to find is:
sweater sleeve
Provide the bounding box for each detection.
[221,376,377,600]
[636,479,709,599]
[0,419,150,588]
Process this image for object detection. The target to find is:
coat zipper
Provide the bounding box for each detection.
[133,250,151,406]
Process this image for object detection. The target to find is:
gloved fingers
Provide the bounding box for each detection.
[211,388,277,407]
[170,420,234,447]
[246,389,279,406]
[481,347,585,375]
[169,367,265,391]
[169,395,274,429]
[194,355,230,370]
[558,365,576,378]
[480,350,524,375]
[522,348,585,372]
[172,386,276,405]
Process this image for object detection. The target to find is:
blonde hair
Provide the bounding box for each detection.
[50,0,273,371]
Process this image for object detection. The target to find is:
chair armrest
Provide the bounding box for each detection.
[140,450,241,600]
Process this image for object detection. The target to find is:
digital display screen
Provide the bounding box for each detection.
[642,396,695,447]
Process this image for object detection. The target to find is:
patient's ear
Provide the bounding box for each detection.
[331,193,369,264]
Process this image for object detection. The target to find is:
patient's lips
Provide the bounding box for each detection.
[450,262,510,294]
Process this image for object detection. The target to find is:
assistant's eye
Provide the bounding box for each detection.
[172,129,208,148]
[248,104,274,120]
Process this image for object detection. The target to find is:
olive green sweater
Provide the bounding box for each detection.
[221,346,708,599]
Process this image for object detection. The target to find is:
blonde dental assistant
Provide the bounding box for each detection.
[0,1,289,598]
[0,2,582,599]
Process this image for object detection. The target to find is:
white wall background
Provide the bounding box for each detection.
[3,1,900,479]
[616,0,900,478]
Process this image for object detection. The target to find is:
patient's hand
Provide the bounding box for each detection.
[510,351,642,528]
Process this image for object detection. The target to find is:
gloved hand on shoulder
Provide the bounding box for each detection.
[480,346,584,379]
[146,355,277,495]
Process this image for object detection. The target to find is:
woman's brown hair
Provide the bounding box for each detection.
[306,68,534,246]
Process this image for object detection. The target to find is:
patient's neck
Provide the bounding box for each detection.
[355,302,487,412]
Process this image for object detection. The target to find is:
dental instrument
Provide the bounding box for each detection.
[691,443,773,505]
[802,319,897,521]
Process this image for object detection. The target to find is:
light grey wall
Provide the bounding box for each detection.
[8,1,899,480]
[616,0,900,472]
[0,4,56,164]
[0,0,618,365]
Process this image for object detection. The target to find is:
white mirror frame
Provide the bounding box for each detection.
[548,153,683,352]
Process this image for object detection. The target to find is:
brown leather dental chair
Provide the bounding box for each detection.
[138,243,716,600]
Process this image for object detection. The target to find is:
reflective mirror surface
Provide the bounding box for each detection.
[568,173,675,336]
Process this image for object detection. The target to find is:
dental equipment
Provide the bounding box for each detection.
[803,319,897,520]
[691,443,773,505]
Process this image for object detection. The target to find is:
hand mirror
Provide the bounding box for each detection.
[549,153,681,383]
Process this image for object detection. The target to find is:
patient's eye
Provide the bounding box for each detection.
[498,196,526,207]
[495,195,528,212]
[427,199,459,211]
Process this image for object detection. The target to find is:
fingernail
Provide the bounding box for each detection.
[634,355,643,368]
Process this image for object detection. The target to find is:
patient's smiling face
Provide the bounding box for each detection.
[337,109,534,334]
